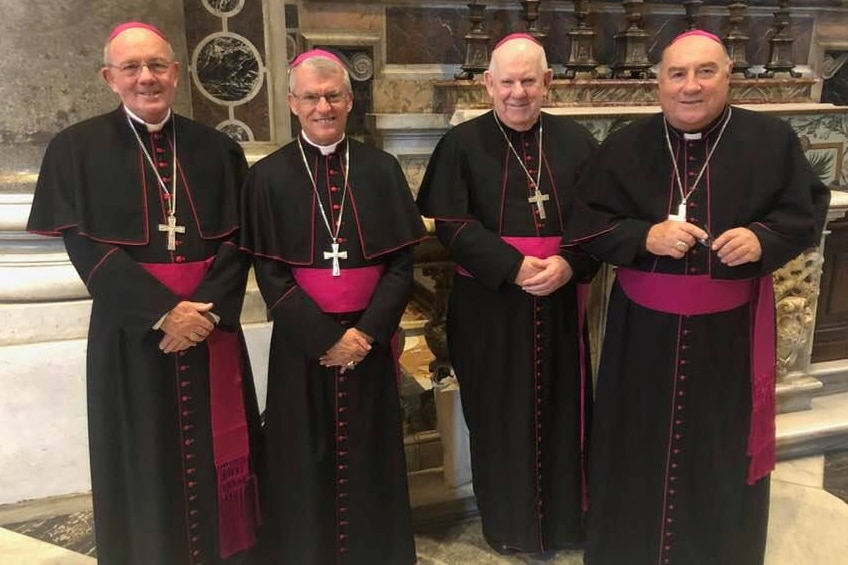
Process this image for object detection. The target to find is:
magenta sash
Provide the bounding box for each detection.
[456,235,561,278]
[141,259,258,557]
[292,265,383,313]
[617,269,776,484]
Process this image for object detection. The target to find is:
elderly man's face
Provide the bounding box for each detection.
[658,35,732,132]
[288,64,352,146]
[484,42,552,132]
[101,28,179,124]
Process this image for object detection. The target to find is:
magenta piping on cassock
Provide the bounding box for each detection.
[616,269,776,484]
[140,258,259,557]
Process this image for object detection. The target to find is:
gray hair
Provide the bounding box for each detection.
[288,55,352,94]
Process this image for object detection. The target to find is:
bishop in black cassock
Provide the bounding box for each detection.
[566,31,831,565]
[27,22,261,565]
[239,49,426,565]
[417,34,598,556]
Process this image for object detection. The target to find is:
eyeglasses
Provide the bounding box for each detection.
[291,91,347,107]
[108,60,174,77]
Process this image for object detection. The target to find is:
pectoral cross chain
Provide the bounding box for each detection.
[324,241,348,277]
[528,188,550,220]
[158,214,185,252]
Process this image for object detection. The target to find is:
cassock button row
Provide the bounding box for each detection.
[331,186,339,192]
[332,204,340,210]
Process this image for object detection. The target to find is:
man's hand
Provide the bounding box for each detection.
[712,227,762,266]
[646,220,709,259]
[159,301,215,352]
[159,334,194,354]
[514,256,546,286]
[319,328,373,373]
[520,256,573,296]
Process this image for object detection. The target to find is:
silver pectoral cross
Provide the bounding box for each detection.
[528,188,550,220]
[324,241,348,277]
[158,214,185,252]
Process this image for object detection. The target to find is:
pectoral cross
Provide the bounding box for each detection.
[158,214,185,251]
[528,188,550,220]
[324,241,347,277]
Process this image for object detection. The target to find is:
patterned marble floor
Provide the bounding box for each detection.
[2,452,847,565]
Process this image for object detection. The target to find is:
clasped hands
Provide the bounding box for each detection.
[159,301,216,354]
[514,255,573,296]
[646,220,762,266]
[319,328,373,374]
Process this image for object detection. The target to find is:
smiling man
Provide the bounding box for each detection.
[417,34,598,557]
[27,21,262,565]
[566,30,831,565]
[240,49,425,565]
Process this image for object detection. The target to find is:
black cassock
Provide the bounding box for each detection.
[240,136,427,565]
[566,107,830,565]
[27,108,263,565]
[416,111,598,553]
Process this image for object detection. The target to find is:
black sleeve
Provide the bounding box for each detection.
[192,143,251,329]
[61,227,178,331]
[253,256,345,359]
[435,220,523,290]
[745,126,832,275]
[355,248,414,345]
[192,239,251,330]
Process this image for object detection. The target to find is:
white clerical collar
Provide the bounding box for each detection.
[300,132,345,156]
[123,107,172,132]
[683,132,702,140]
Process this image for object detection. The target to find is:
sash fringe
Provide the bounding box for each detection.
[217,458,260,559]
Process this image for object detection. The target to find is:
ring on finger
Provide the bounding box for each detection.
[674,240,688,251]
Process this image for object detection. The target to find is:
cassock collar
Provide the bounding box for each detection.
[666,105,731,141]
[123,106,173,132]
[495,112,542,138]
[300,131,346,156]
